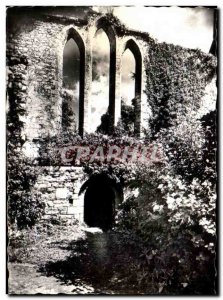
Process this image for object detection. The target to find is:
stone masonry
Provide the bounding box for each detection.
[7,7,150,141]
[34,167,85,222]
[6,7,151,222]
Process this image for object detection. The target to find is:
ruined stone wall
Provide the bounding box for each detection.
[7,16,65,141]
[7,9,151,145]
[6,8,152,221]
[7,8,216,223]
[34,166,85,222]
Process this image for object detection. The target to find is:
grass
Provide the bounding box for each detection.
[8,220,146,294]
[8,220,86,265]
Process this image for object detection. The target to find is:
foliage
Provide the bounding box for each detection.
[114,101,217,294]
[7,69,45,229]
[115,152,216,294]
[112,41,217,292]
[38,131,147,183]
[119,98,135,135]
[7,142,45,229]
[104,12,127,36]
[145,42,217,136]
[96,112,114,135]
[7,17,217,293]
[61,89,77,132]
[96,99,136,136]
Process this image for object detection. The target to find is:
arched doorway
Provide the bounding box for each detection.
[84,183,115,231]
[79,174,123,231]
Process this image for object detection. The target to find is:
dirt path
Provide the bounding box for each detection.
[8,263,95,294]
[8,226,142,295]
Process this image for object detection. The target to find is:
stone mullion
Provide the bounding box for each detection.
[114,40,122,126]
[82,33,92,135]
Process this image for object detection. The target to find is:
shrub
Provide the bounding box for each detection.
[7,147,45,229]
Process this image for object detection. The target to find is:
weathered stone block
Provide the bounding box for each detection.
[73,199,84,207]
[67,206,76,215]
[58,206,68,215]
[74,213,84,222]
[45,207,59,214]
[55,188,69,199]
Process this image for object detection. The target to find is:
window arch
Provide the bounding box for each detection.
[121,48,135,105]
[91,28,110,132]
[122,39,142,135]
[124,39,142,98]
[62,28,85,136]
[95,18,116,125]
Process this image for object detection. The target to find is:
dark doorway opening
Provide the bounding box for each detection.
[84,183,115,231]
[80,174,123,231]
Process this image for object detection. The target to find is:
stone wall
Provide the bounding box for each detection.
[34,166,86,222]
[7,7,216,224]
[6,7,153,222]
[7,7,150,145]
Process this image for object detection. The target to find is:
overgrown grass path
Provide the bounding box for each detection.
[8,224,142,295]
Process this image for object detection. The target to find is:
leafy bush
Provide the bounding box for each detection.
[114,42,217,291]
[7,147,45,229]
[62,89,77,133]
[96,112,114,135]
[115,156,216,294]
[119,98,135,135]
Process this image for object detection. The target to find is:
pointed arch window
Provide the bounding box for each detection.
[62,28,85,136]
[121,39,142,135]
[90,18,116,133]
[91,28,110,132]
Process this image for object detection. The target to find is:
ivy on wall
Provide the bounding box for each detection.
[145,42,216,135]
[7,58,45,229]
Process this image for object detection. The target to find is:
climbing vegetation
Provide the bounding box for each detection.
[113,43,217,294]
